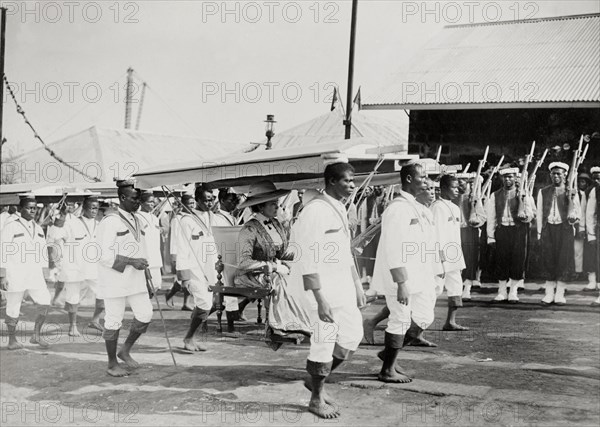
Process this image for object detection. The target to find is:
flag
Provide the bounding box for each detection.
[353,87,362,111]
[330,87,338,111]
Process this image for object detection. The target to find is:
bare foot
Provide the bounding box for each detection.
[165,295,174,308]
[362,319,376,345]
[69,326,81,337]
[376,350,412,377]
[87,321,103,332]
[442,323,469,331]
[403,335,437,347]
[117,351,140,369]
[30,336,50,348]
[378,371,412,383]
[107,364,130,377]
[308,400,340,419]
[183,338,206,352]
[303,380,335,405]
[8,340,24,350]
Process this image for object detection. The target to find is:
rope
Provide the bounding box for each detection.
[3,75,101,182]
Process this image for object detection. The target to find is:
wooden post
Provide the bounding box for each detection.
[344,0,358,139]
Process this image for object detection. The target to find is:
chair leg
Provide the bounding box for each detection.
[216,292,224,334]
[256,299,263,324]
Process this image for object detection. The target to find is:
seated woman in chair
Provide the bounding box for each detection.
[234,181,311,349]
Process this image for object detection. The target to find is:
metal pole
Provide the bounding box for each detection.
[135,82,147,130]
[0,8,7,165]
[344,0,358,140]
[124,67,133,129]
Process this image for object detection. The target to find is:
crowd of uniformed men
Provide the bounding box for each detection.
[1,156,600,419]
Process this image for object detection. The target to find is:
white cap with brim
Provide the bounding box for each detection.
[549,162,569,172]
[499,167,519,176]
[237,180,290,209]
[591,167,600,174]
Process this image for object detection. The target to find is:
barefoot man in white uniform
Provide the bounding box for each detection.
[97,180,153,377]
[1,195,52,349]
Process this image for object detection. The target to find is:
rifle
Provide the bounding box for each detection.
[566,135,584,223]
[527,148,548,195]
[517,141,535,219]
[481,155,505,198]
[468,146,489,227]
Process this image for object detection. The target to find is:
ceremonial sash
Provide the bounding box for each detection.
[103,211,142,242]
[304,194,350,236]
[78,216,97,238]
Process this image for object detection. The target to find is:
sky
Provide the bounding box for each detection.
[1,0,599,158]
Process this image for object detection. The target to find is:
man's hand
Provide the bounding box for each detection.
[396,282,409,305]
[130,258,149,270]
[0,277,8,292]
[317,299,335,323]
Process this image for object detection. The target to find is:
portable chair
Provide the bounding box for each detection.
[210,226,271,333]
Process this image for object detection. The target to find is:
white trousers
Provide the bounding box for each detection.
[224,296,239,311]
[442,270,463,297]
[187,272,213,311]
[307,304,363,363]
[385,288,436,335]
[65,279,98,305]
[104,292,153,331]
[5,289,51,318]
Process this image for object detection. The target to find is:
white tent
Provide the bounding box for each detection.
[5,126,244,185]
[271,108,409,151]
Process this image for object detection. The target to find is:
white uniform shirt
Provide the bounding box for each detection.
[291,193,355,309]
[0,217,47,292]
[138,211,163,269]
[214,209,236,227]
[371,191,441,296]
[59,216,99,282]
[487,190,535,241]
[96,207,147,298]
[176,210,217,285]
[431,198,466,273]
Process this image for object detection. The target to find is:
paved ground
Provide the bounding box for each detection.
[1,280,599,426]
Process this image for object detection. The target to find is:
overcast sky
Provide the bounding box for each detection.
[2,0,599,157]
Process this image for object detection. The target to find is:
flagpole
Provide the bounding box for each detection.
[344,0,358,140]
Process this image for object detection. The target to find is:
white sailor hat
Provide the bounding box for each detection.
[548,162,569,172]
[322,153,349,167]
[499,167,519,176]
[591,167,600,174]
[454,172,471,179]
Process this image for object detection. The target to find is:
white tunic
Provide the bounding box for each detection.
[175,210,217,286]
[59,216,99,282]
[96,207,147,298]
[291,193,355,309]
[371,191,441,296]
[430,198,466,273]
[0,217,47,292]
[138,211,163,269]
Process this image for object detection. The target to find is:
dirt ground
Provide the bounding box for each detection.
[1,280,599,427]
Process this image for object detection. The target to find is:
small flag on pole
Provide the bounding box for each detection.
[330,87,338,111]
[353,87,362,111]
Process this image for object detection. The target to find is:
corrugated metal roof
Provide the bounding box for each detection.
[365,14,600,108]
[271,108,408,149]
